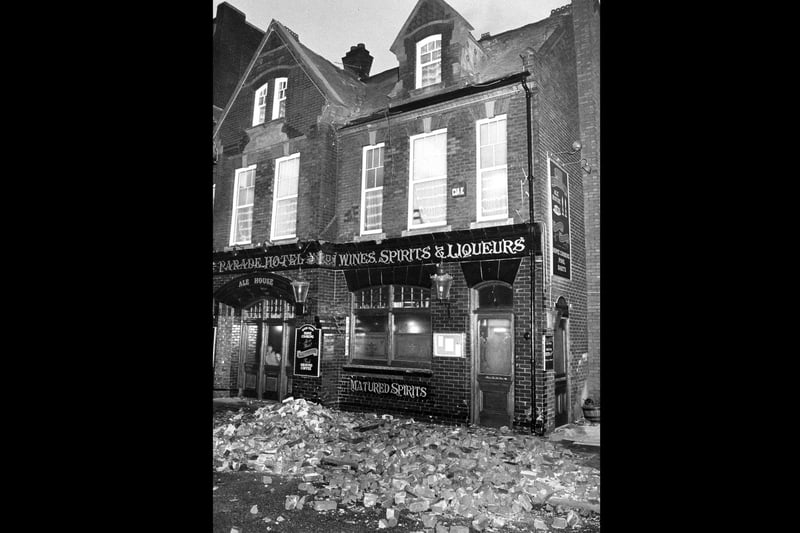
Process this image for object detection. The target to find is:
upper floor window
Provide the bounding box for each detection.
[230,165,256,245]
[409,129,447,229]
[416,35,441,88]
[476,115,508,221]
[272,77,287,120]
[271,153,299,241]
[351,285,431,366]
[252,83,268,126]
[361,143,384,234]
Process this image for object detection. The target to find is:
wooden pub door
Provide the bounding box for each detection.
[240,298,294,401]
[553,314,569,427]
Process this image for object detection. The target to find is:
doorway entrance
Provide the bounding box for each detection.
[240,298,295,401]
[472,282,515,428]
[553,297,570,427]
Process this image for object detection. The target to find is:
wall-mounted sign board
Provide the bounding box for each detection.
[294,323,321,377]
[433,332,465,357]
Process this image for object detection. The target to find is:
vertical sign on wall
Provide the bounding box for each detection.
[294,323,321,377]
[212,327,217,367]
[543,333,554,371]
[549,160,571,279]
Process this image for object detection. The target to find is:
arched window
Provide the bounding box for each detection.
[252,82,269,126]
[416,34,441,88]
[476,282,513,309]
[351,285,431,366]
[272,77,287,120]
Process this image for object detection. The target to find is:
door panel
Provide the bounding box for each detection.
[553,319,568,427]
[242,323,261,398]
[476,316,513,428]
[261,324,284,402]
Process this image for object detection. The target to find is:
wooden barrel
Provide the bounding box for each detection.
[582,406,601,423]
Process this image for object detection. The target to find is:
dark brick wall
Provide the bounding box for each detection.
[213,124,337,250]
[213,3,263,109]
[212,3,596,434]
[217,42,327,150]
[572,0,601,403]
[529,18,589,430]
[334,87,531,240]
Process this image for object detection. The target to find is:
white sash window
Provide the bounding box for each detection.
[476,115,508,221]
[252,83,268,126]
[416,35,441,89]
[230,165,256,245]
[361,143,384,234]
[271,153,299,240]
[272,77,287,120]
[409,129,447,229]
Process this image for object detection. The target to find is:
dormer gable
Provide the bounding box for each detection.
[389,0,486,99]
[214,19,365,145]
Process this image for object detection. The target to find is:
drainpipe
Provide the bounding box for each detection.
[521,73,544,436]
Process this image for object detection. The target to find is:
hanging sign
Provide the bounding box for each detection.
[294,324,321,377]
[549,161,572,279]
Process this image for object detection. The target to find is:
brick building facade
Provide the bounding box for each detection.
[212,0,600,434]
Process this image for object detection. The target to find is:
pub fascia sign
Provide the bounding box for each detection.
[213,236,528,274]
[348,377,428,399]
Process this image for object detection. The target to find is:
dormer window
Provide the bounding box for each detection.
[252,83,268,126]
[272,77,287,120]
[416,35,441,88]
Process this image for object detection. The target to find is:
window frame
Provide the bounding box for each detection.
[270,153,300,241]
[360,143,385,235]
[229,165,256,246]
[415,34,442,89]
[475,114,509,222]
[408,128,448,230]
[350,285,432,367]
[252,82,269,126]
[271,77,288,120]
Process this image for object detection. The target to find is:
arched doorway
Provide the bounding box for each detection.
[471,281,515,427]
[213,273,296,401]
[553,296,570,427]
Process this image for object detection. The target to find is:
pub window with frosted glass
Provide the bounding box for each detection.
[351,285,431,367]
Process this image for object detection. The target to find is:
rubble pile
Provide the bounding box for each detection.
[213,398,600,529]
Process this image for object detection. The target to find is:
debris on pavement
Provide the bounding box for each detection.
[213,398,600,529]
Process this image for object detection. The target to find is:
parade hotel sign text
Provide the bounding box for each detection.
[213,236,528,273]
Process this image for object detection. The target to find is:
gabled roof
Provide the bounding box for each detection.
[475,12,566,83]
[213,19,363,139]
[348,11,570,125]
[389,0,474,54]
[213,5,573,136]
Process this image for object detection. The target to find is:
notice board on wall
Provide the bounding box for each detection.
[433,333,465,357]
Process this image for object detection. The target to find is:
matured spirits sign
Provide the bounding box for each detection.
[549,160,571,279]
[294,324,321,377]
[347,377,428,399]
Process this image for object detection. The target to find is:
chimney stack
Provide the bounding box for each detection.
[342,43,374,81]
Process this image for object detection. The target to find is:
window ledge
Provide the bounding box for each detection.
[271,237,298,246]
[409,82,445,98]
[469,218,514,230]
[402,225,451,237]
[342,364,433,378]
[354,232,386,243]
